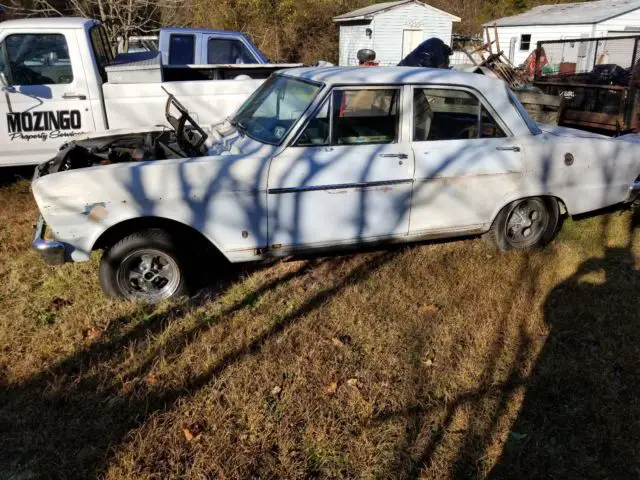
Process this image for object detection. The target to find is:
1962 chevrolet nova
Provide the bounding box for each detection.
[31,67,640,301]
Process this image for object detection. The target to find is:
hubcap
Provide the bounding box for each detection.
[505,199,548,248]
[116,249,181,302]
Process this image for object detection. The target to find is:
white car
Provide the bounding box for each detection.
[31,67,640,301]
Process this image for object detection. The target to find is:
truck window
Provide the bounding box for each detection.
[207,38,256,64]
[5,34,73,86]
[90,26,114,82]
[168,34,195,65]
[0,42,7,78]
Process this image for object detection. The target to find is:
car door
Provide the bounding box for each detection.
[0,29,95,166]
[409,86,523,233]
[267,85,414,250]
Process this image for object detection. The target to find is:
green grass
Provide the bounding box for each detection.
[0,177,638,479]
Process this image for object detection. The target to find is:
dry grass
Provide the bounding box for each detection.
[0,170,639,479]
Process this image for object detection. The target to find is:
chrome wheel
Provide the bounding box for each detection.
[116,248,181,301]
[504,198,549,249]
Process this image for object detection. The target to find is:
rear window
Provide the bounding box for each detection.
[90,26,113,82]
[168,34,195,65]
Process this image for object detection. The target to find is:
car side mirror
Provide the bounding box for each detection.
[0,72,13,91]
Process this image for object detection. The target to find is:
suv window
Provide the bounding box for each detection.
[207,38,256,64]
[168,34,195,65]
[5,34,73,85]
[413,88,506,141]
[332,89,399,145]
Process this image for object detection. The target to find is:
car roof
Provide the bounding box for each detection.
[280,66,505,90]
[0,17,97,29]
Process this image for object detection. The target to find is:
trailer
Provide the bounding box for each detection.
[533,35,640,133]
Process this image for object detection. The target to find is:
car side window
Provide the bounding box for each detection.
[295,98,330,146]
[207,38,256,64]
[332,88,399,145]
[480,106,506,138]
[413,88,507,141]
[168,34,195,65]
[5,34,73,86]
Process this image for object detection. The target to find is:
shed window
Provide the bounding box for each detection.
[520,34,531,51]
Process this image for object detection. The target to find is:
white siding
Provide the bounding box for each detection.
[372,3,454,65]
[486,24,595,66]
[338,23,374,66]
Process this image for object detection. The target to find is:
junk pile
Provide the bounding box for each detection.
[531,35,640,133]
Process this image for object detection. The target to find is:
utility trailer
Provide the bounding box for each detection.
[533,35,640,134]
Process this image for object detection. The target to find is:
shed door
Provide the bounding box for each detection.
[402,29,423,57]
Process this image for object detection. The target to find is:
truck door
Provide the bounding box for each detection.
[0,29,96,166]
[203,35,261,64]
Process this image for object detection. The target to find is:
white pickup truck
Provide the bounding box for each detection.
[0,17,300,166]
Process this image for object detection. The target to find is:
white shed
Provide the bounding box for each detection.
[485,0,640,66]
[333,0,460,66]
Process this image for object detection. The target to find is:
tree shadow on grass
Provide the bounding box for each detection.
[0,250,397,479]
[489,211,640,479]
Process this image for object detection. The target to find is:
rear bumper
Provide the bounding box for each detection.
[32,216,66,265]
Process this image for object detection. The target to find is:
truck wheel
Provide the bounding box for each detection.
[484,197,559,251]
[99,229,189,302]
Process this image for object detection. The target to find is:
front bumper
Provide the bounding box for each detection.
[32,216,66,265]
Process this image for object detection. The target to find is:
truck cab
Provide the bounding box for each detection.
[0,18,297,167]
[0,18,108,166]
[158,27,267,66]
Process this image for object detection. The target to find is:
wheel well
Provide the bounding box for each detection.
[490,195,568,228]
[92,217,219,254]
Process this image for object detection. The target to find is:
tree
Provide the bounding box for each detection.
[5,0,187,52]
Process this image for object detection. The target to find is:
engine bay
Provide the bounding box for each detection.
[37,93,210,176]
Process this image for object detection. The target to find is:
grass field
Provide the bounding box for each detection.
[1,169,639,479]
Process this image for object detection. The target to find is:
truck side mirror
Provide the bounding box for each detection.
[0,72,11,89]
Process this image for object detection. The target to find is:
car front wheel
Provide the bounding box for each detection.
[99,229,189,302]
[485,197,560,251]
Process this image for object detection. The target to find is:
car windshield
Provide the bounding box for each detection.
[232,75,321,145]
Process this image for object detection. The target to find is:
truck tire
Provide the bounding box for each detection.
[484,197,559,251]
[99,228,189,301]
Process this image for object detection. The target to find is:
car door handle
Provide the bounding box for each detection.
[496,146,521,152]
[62,92,87,100]
[380,153,408,159]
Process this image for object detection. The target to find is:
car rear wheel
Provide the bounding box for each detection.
[485,197,559,251]
[99,229,189,302]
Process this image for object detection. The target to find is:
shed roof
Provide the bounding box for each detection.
[334,0,460,23]
[485,0,640,27]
